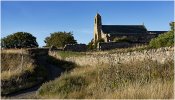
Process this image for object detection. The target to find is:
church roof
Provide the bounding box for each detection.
[148,31,167,34]
[102,25,148,35]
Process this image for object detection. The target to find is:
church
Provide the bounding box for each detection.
[93,13,167,44]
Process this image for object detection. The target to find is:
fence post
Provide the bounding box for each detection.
[21,48,24,73]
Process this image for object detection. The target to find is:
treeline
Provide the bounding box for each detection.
[1,31,77,49]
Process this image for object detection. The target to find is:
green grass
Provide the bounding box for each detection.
[38,75,88,98]
[57,51,85,59]
[106,45,151,54]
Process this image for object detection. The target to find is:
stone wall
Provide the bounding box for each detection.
[63,44,87,52]
[49,47,174,66]
[98,42,132,50]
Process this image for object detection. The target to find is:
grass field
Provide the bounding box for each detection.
[38,56,174,99]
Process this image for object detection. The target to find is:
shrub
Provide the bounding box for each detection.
[149,22,174,48]
[149,31,174,48]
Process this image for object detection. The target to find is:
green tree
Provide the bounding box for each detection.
[170,22,174,31]
[149,22,174,48]
[1,32,38,48]
[44,32,77,48]
[87,39,94,50]
[87,38,104,50]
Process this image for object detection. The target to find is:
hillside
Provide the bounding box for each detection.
[37,46,174,99]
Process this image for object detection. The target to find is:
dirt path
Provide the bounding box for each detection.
[5,55,64,99]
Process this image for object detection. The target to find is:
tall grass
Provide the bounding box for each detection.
[1,50,47,95]
[1,52,35,82]
[38,59,174,99]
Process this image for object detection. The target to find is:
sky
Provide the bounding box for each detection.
[1,1,174,47]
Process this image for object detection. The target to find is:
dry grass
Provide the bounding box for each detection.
[106,80,173,99]
[1,49,28,54]
[38,58,174,99]
[1,49,46,95]
[1,52,35,80]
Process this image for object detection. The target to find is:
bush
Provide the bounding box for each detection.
[149,22,174,48]
[149,31,174,48]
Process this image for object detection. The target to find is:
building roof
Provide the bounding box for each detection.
[102,25,148,35]
[148,31,167,34]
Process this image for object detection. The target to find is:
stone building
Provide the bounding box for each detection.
[93,13,167,44]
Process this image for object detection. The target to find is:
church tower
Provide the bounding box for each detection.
[94,13,102,43]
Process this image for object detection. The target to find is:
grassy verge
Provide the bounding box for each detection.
[57,51,85,59]
[1,51,47,95]
[46,55,78,71]
[37,59,173,99]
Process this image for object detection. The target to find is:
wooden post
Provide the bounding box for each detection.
[21,48,23,72]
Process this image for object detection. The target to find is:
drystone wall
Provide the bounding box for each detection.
[64,44,87,52]
[98,42,132,50]
[49,47,174,66]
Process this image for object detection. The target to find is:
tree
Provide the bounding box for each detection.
[149,22,174,48]
[170,22,174,31]
[1,32,38,48]
[87,39,94,50]
[44,31,77,48]
[87,38,104,50]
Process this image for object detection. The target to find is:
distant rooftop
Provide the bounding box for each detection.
[102,25,148,35]
[148,31,167,34]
